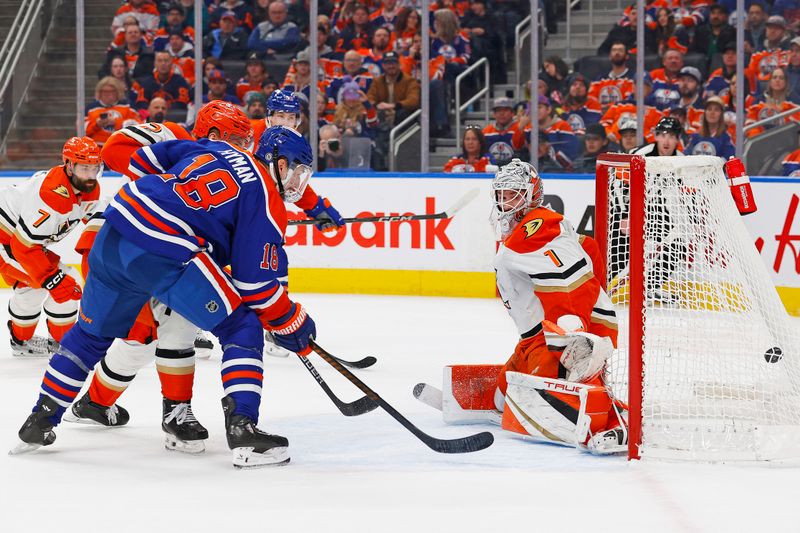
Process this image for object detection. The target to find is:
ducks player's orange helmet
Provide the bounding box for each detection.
[62,136,101,166]
[192,100,253,143]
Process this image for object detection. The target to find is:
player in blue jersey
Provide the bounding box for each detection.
[13,124,317,468]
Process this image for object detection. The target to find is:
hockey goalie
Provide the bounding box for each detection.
[427,159,627,454]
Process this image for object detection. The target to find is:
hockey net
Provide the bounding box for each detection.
[595,153,800,462]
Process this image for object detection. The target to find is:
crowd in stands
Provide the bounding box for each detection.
[84,1,800,174]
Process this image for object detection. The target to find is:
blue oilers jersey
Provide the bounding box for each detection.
[685,133,736,160]
[104,139,290,314]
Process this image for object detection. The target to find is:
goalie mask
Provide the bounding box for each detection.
[490,158,544,239]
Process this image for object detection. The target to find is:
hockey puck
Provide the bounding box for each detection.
[764,347,783,364]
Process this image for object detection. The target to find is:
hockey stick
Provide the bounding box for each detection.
[288,188,480,226]
[311,340,494,454]
[268,340,377,368]
[296,354,378,417]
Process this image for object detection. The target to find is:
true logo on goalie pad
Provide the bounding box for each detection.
[205,300,219,312]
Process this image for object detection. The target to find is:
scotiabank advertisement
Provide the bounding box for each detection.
[0,172,797,312]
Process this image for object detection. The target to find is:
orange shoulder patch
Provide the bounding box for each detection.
[39,167,75,214]
[504,208,564,253]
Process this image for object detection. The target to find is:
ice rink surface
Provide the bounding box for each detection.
[1,289,799,532]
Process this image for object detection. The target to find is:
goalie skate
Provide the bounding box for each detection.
[586,427,627,455]
[222,396,289,468]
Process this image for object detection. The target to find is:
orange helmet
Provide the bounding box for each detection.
[192,100,253,142]
[62,136,101,166]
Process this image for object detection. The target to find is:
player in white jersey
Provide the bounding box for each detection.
[0,137,101,357]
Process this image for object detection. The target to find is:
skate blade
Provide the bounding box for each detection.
[62,411,122,427]
[264,344,290,358]
[11,351,51,358]
[9,440,43,455]
[232,446,290,468]
[164,434,206,454]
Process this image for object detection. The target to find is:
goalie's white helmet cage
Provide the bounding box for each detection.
[595,153,800,462]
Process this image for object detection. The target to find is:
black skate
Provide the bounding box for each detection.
[63,394,130,427]
[193,331,214,359]
[222,395,289,468]
[10,396,59,455]
[162,398,208,454]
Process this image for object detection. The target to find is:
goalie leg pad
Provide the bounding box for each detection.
[502,372,622,449]
[441,365,504,424]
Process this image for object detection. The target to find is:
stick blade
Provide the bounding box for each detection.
[424,431,494,454]
[338,356,377,369]
[413,383,443,411]
[338,395,379,417]
[444,188,480,218]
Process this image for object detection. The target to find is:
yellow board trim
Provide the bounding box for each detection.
[288,268,497,298]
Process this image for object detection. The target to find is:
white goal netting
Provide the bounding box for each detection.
[599,155,800,462]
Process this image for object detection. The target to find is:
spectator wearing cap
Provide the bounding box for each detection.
[685,96,736,158]
[560,73,602,135]
[335,4,374,54]
[648,49,683,110]
[203,69,241,104]
[111,0,160,45]
[282,49,314,95]
[691,3,736,64]
[165,30,196,86]
[102,24,155,80]
[745,23,792,94]
[333,79,378,139]
[617,118,639,153]
[677,66,704,124]
[371,0,402,32]
[135,51,191,111]
[521,95,580,170]
[787,37,800,101]
[763,15,792,51]
[85,77,142,147]
[704,42,737,99]
[482,97,524,166]
[248,0,301,57]
[461,0,506,84]
[575,123,611,173]
[245,91,267,122]
[204,11,249,59]
[328,51,373,104]
[211,0,255,31]
[367,50,420,168]
[237,54,273,102]
[366,51,420,125]
[444,127,495,173]
[746,67,800,137]
[153,4,195,52]
[589,42,636,112]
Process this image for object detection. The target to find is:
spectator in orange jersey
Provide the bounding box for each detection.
[444,126,495,173]
[328,50,373,104]
[111,0,160,44]
[746,68,800,137]
[746,16,791,93]
[237,53,273,102]
[589,41,635,111]
[110,15,148,48]
[393,7,420,54]
[84,77,142,146]
[165,31,196,86]
[101,23,155,80]
[781,146,800,176]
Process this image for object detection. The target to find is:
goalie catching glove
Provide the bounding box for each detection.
[266,302,316,355]
[304,196,344,232]
[559,332,613,383]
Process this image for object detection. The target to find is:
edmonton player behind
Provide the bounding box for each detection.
[13,126,318,468]
[0,137,101,357]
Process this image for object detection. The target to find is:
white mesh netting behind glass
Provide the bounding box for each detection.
[603,155,800,461]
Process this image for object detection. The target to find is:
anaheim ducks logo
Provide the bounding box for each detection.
[52,185,71,198]
[523,218,543,238]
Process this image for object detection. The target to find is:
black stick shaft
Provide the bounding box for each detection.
[289,213,446,226]
[296,354,377,417]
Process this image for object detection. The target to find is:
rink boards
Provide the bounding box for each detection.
[0,171,797,315]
